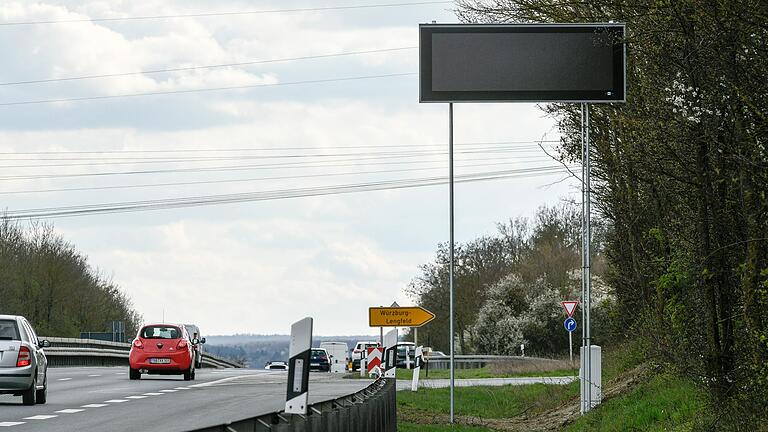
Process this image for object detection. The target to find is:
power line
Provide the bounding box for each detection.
[0,146,549,167]
[0,47,417,86]
[0,72,416,107]
[0,162,568,196]
[0,1,452,26]
[0,140,559,156]
[2,167,572,220]
[0,154,556,181]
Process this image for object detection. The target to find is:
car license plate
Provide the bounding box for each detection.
[150,358,171,364]
[311,363,320,367]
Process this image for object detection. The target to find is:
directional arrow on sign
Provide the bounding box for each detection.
[561,301,579,317]
[369,306,436,328]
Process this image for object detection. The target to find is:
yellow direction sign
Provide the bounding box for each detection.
[369,306,435,327]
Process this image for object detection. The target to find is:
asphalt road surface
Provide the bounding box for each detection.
[0,367,372,432]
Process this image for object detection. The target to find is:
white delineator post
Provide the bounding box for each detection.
[383,329,398,379]
[411,346,424,392]
[285,317,312,415]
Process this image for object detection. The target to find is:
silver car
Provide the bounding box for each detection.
[0,315,50,405]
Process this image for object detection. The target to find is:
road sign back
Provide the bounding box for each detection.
[561,301,579,317]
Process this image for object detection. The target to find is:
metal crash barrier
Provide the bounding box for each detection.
[41,336,243,368]
[192,378,396,432]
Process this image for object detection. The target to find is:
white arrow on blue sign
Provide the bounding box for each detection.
[564,317,577,332]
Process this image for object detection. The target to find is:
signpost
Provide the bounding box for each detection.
[562,301,579,366]
[419,23,625,421]
[369,306,436,328]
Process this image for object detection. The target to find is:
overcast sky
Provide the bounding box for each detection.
[0,0,578,336]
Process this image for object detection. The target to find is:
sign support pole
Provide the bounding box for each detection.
[580,103,593,413]
[569,330,573,367]
[448,102,456,424]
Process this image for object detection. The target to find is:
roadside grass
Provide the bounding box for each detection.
[395,341,675,430]
[398,423,493,431]
[565,374,705,432]
[397,382,579,419]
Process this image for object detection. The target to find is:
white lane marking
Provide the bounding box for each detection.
[0,422,25,427]
[104,399,129,403]
[126,395,147,399]
[88,375,101,377]
[116,372,126,375]
[142,392,163,396]
[81,404,108,408]
[174,387,191,390]
[58,378,72,381]
[23,415,58,420]
[56,409,85,414]
[190,375,248,388]
[159,389,177,393]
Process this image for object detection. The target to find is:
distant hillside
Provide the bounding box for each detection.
[0,220,141,338]
[205,334,379,368]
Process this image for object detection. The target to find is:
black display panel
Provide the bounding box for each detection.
[420,24,625,103]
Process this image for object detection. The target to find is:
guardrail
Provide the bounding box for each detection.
[193,377,396,432]
[425,354,566,370]
[41,336,244,368]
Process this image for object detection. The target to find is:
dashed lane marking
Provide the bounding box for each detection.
[56,409,85,414]
[0,422,25,427]
[23,415,57,420]
[116,372,126,375]
[104,399,129,403]
[159,389,177,393]
[174,387,191,390]
[58,378,72,381]
[81,404,108,408]
[126,395,147,399]
[88,375,101,377]
[142,392,164,396]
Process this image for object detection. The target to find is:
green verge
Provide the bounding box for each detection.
[565,374,705,432]
[398,382,579,419]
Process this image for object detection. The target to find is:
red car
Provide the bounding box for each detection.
[129,324,196,381]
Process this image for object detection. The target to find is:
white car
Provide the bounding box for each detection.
[0,315,50,405]
[264,361,288,371]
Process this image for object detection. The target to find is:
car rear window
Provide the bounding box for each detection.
[141,325,182,339]
[0,320,20,340]
[311,350,327,359]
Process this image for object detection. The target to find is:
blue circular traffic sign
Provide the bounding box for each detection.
[564,317,577,332]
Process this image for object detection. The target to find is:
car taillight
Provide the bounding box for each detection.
[16,346,31,367]
[133,339,144,349]
[177,340,188,349]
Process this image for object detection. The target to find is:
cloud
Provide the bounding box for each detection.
[0,1,576,336]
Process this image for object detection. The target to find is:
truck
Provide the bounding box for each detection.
[319,342,349,373]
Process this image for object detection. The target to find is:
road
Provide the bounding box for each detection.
[0,367,372,431]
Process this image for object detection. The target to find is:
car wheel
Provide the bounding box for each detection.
[129,368,141,380]
[191,368,196,381]
[21,376,36,406]
[183,365,193,381]
[35,372,47,404]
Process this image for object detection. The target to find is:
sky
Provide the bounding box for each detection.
[0,0,579,336]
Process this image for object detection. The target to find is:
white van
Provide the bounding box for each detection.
[319,342,349,373]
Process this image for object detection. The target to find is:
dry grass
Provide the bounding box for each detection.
[487,357,576,376]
